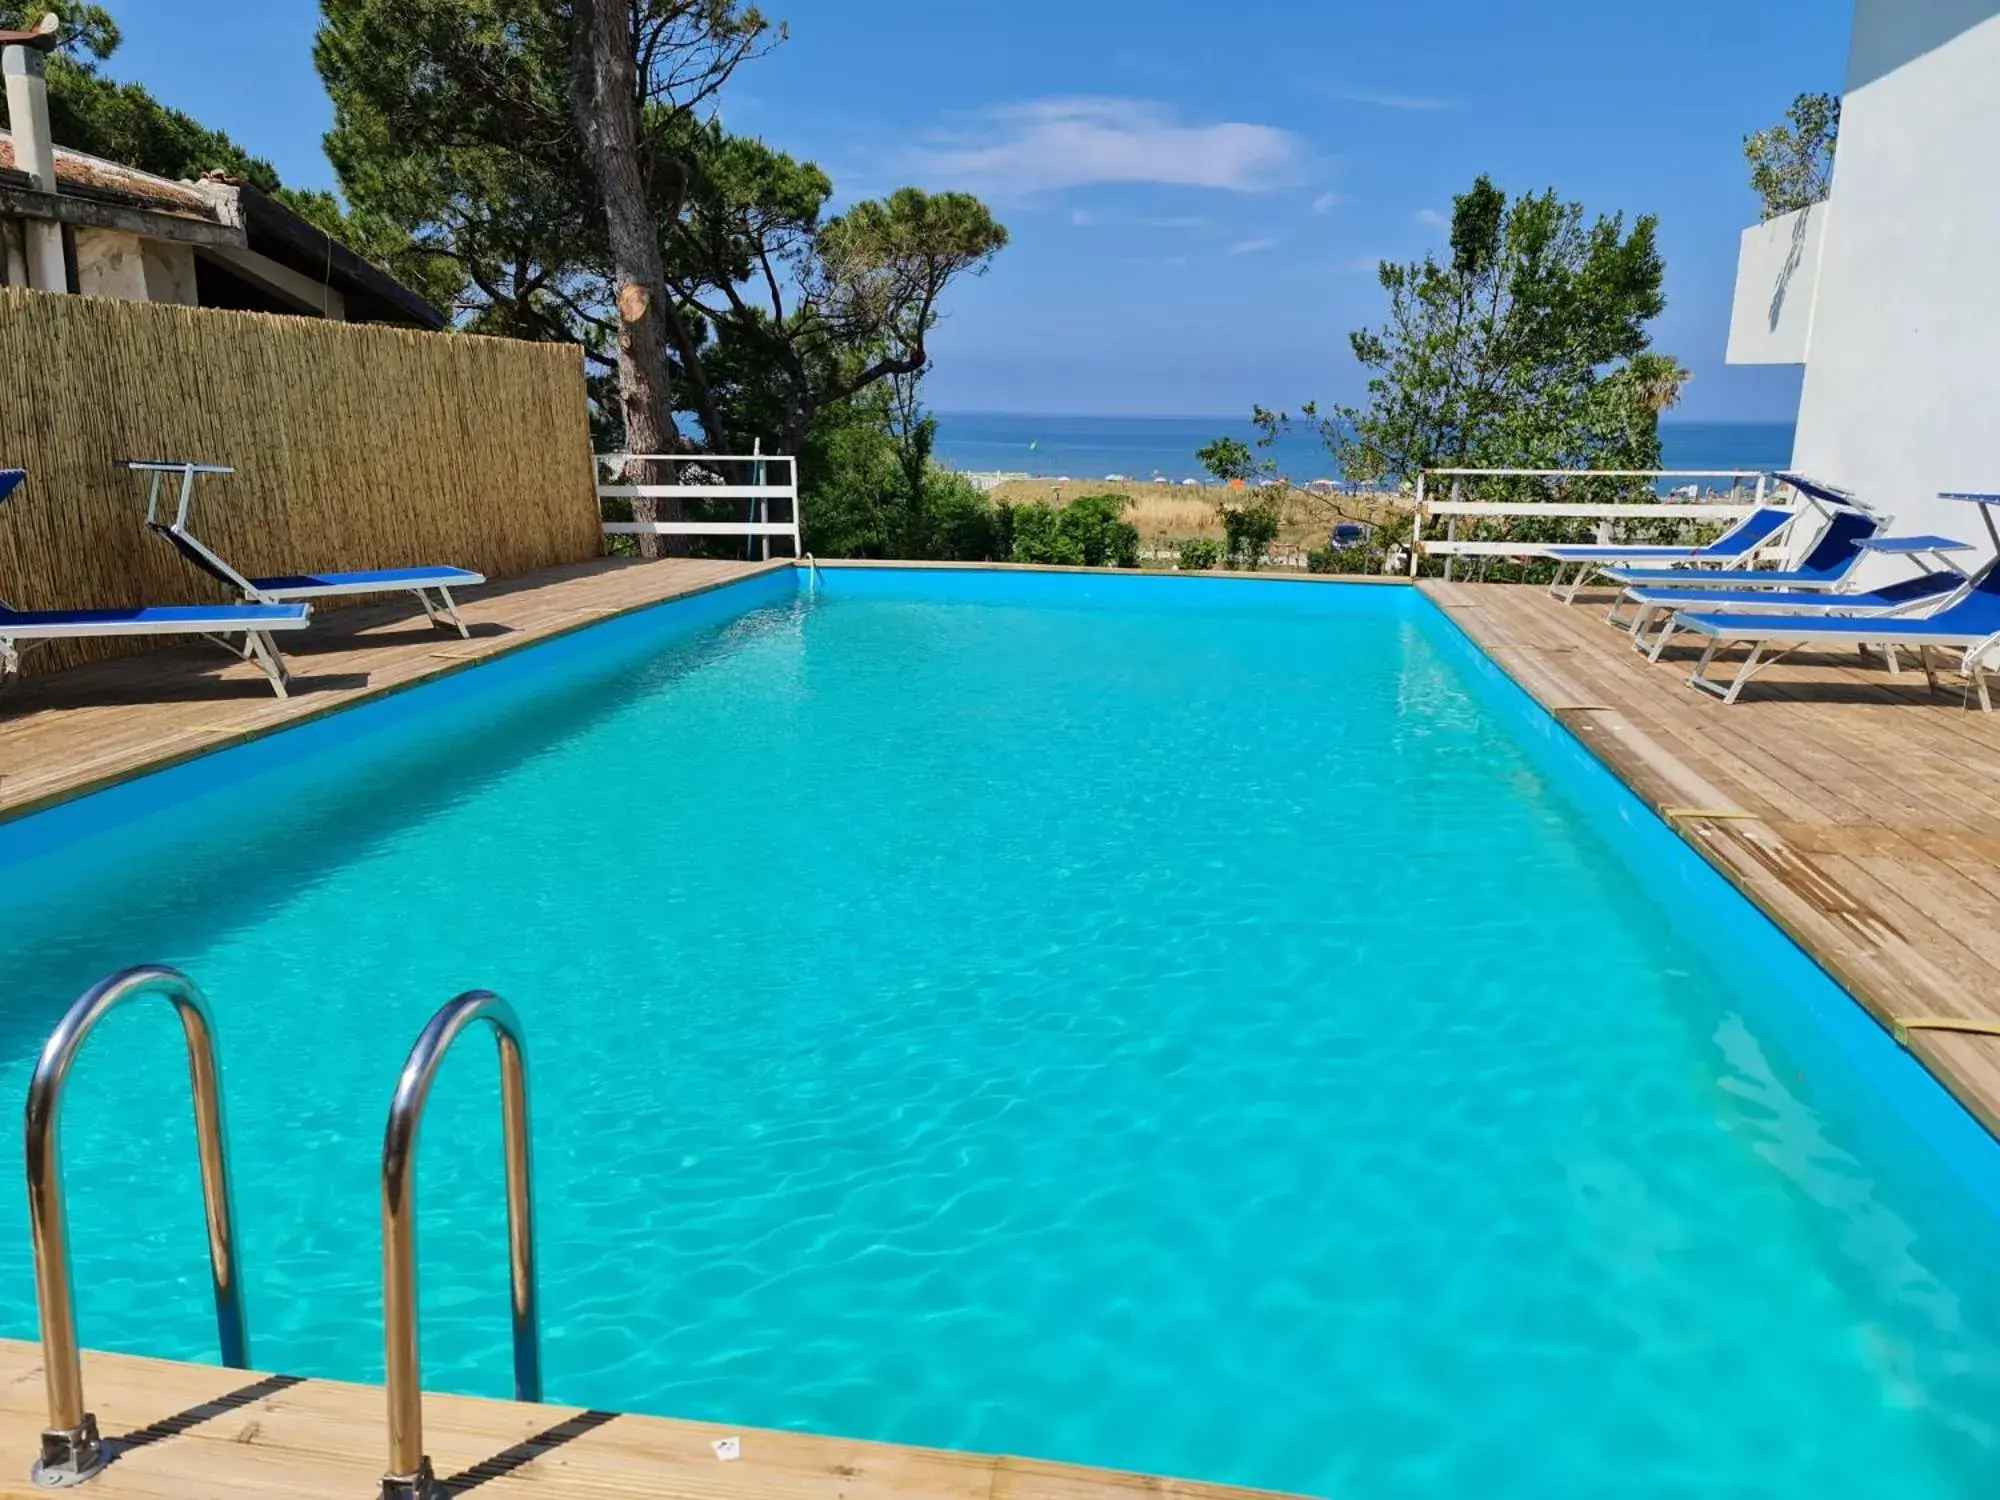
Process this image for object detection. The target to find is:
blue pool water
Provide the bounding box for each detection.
[3,569,1999,1497]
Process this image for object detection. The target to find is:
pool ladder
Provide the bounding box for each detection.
[22,966,543,1499]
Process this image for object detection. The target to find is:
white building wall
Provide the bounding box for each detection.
[1789,2,2000,561]
[72,227,150,301]
[1725,204,1827,365]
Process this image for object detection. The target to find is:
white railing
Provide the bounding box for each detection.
[595,449,801,558]
[1409,468,1776,578]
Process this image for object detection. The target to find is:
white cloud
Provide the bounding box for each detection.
[916,98,1305,198]
[1414,207,1451,230]
[1326,86,1455,111]
[1070,208,1099,227]
[1231,237,1280,255]
[1311,191,1345,215]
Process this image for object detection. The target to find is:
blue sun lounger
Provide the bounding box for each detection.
[1602,508,1882,592]
[1542,503,1795,604]
[125,460,485,637]
[0,470,311,696]
[1602,509,1892,635]
[1618,535,1973,661]
[1677,510,2000,707]
[1543,473,1870,605]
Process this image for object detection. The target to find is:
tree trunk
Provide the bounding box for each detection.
[570,0,685,558]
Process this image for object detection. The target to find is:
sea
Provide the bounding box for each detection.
[932,412,1796,485]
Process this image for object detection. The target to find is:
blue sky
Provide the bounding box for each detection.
[109,0,1850,420]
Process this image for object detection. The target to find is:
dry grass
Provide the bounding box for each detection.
[0,288,599,675]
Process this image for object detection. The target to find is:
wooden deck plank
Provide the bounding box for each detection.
[0,557,787,823]
[0,1341,1295,1500]
[1425,581,2000,1136]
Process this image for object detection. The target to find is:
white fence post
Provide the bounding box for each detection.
[1410,471,1426,577]
[753,438,768,562]
[1444,476,1463,582]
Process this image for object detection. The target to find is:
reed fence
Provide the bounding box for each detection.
[0,288,599,674]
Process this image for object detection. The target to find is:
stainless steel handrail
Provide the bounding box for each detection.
[379,992,541,1500]
[23,965,250,1487]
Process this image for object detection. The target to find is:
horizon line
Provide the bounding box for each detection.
[929,409,1797,427]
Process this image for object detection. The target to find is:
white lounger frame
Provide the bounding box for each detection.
[1688,625,1995,709]
[126,460,476,638]
[0,606,308,697]
[247,572,470,637]
[1633,594,1940,665]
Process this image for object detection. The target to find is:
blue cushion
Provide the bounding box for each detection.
[1631,574,1959,612]
[0,603,308,627]
[1686,588,2000,640]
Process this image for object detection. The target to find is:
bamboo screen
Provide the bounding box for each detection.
[0,288,600,674]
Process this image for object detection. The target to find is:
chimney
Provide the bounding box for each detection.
[1,13,66,292]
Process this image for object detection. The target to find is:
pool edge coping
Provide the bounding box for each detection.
[806,558,1412,585]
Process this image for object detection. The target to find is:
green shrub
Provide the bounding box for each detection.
[1010,503,1086,565]
[1060,492,1140,568]
[1178,537,1222,571]
[1310,543,1378,575]
[993,501,1017,560]
[1009,494,1139,568]
[1219,491,1282,570]
[921,471,1003,560]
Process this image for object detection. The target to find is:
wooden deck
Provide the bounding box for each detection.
[0,557,784,823]
[1425,580,2000,1135]
[0,1340,1292,1500]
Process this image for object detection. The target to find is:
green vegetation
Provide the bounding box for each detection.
[800,386,1005,560]
[1202,173,1688,576]
[1745,93,1840,220]
[313,0,1009,557]
[1006,494,1139,568]
[314,0,1006,461]
[1231,176,1682,490]
[1306,540,1373,575]
[799,438,1140,570]
[1176,537,1221,572]
[1331,175,1685,484]
[1195,437,1282,570]
[1217,495,1280,570]
[1193,436,1257,485]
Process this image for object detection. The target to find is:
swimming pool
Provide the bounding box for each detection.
[3,566,1998,1497]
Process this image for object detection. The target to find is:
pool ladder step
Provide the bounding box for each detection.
[23,965,541,1500]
